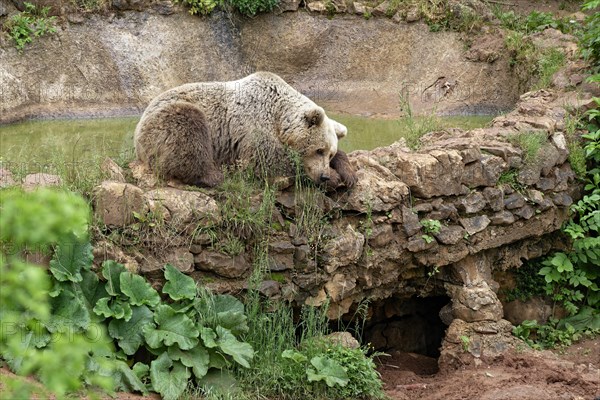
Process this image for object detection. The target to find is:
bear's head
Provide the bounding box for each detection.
[284,106,347,184]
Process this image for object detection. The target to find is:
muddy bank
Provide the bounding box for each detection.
[1,7,523,123]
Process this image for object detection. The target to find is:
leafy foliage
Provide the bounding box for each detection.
[513,100,600,350]
[89,262,253,400]
[175,0,279,16]
[508,131,547,164]
[581,0,600,71]
[0,189,116,398]
[421,218,441,244]
[5,2,57,52]
[495,9,581,35]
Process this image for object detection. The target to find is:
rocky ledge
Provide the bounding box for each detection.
[75,88,593,365]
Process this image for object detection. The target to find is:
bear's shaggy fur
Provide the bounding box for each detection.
[134,72,356,189]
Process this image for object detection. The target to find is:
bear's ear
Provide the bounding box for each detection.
[332,120,347,139]
[305,108,325,128]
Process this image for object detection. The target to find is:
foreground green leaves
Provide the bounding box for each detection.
[0,189,115,398]
[94,260,254,400]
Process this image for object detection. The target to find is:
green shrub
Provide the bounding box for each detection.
[5,2,57,52]
[175,0,279,16]
[229,0,279,17]
[513,101,600,350]
[174,0,221,15]
[0,189,116,398]
[581,0,600,70]
[507,131,547,165]
[533,48,566,90]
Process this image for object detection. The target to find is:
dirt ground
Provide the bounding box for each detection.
[380,338,600,400]
[2,337,598,399]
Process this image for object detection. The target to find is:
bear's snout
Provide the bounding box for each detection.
[319,173,330,183]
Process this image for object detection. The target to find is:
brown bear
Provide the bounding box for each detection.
[134,72,356,190]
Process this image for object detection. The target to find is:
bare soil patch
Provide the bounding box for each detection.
[380,337,600,400]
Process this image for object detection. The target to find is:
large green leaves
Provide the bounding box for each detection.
[108,306,155,355]
[120,272,160,307]
[49,236,93,283]
[213,295,248,335]
[102,261,126,296]
[143,305,199,350]
[167,345,210,379]
[307,356,349,388]
[150,352,190,400]
[47,289,90,332]
[94,297,133,321]
[80,270,109,310]
[162,264,196,301]
[214,326,253,368]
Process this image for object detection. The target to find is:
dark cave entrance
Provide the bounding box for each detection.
[362,295,451,359]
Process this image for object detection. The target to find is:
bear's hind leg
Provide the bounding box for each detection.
[153,102,223,187]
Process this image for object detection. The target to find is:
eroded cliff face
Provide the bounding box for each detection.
[0,5,525,123]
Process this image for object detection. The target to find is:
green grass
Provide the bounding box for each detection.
[508,131,547,165]
[534,48,567,90]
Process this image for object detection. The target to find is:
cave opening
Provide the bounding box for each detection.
[360,295,451,374]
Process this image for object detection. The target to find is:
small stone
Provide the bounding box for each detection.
[353,1,368,14]
[194,251,250,278]
[428,203,458,221]
[536,177,556,191]
[268,253,294,271]
[325,273,356,301]
[482,187,504,212]
[0,168,16,188]
[259,280,281,297]
[527,189,545,205]
[489,211,515,225]
[306,0,326,12]
[23,173,62,189]
[514,205,534,220]
[406,7,420,22]
[504,192,526,209]
[552,192,573,207]
[413,202,433,213]
[275,0,301,13]
[101,158,126,183]
[368,224,395,247]
[402,206,421,236]
[269,241,295,254]
[551,132,569,165]
[67,13,85,24]
[189,244,203,254]
[94,182,147,228]
[407,236,437,252]
[459,215,491,235]
[325,332,360,349]
[372,0,391,17]
[294,244,311,263]
[434,225,466,245]
[167,248,194,273]
[460,148,482,164]
[391,11,402,23]
[458,192,486,214]
[539,198,554,211]
[322,225,364,274]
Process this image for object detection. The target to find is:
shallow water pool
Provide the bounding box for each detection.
[0,114,494,168]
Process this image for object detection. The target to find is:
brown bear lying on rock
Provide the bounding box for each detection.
[134,72,357,190]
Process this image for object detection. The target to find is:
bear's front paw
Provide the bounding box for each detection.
[339,169,357,188]
[324,169,343,191]
[330,150,357,188]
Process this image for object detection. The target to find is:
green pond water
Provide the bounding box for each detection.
[0,114,494,168]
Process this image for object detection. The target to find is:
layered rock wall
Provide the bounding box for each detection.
[92,90,591,335]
